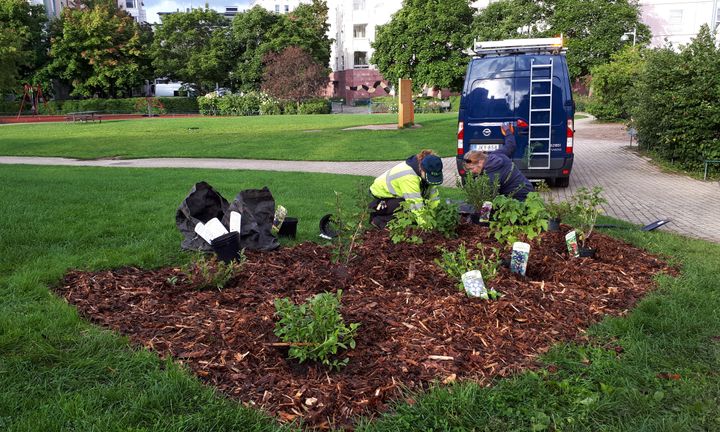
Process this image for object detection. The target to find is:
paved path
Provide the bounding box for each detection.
[2,118,719,243]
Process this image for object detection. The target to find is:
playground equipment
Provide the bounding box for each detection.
[16,84,48,119]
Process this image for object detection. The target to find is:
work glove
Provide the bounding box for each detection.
[500,122,515,136]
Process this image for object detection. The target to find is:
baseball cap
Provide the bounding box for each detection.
[421,155,444,185]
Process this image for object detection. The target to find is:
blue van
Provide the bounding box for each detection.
[456,37,574,187]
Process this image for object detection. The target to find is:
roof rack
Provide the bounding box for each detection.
[466,36,566,57]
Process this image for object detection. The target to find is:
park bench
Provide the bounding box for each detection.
[703,159,720,180]
[65,111,102,123]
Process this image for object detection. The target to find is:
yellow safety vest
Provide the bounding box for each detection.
[370,161,440,226]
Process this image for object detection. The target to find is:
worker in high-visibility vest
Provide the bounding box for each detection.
[369,150,444,228]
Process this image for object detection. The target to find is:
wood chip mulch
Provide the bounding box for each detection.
[56,224,676,429]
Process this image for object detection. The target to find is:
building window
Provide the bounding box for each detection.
[354,51,368,68]
[353,0,365,11]
[275,4,280,13]
[284,4,289,13]
[353,24,366,39]
[669,9,683,25]
[125,0,135,8]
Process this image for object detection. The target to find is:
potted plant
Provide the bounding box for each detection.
[458,173,500,224]
[571,186,607,257]
[536,181,570,231]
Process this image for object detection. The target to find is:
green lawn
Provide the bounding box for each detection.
[0,113,457,161]
[2,165,719,431]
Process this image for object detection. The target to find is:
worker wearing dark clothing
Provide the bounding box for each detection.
[462,122,534,201]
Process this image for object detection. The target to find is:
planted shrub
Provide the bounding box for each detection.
[328,182,373,264]
[435,243,501,289]
[490,193,549,247]
[273,290,360,370]
[570,186,606,248]
[459,173,500,212]
[183,253,245,290]
[387,200,459,244]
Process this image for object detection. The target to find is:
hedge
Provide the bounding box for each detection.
[633,25,720,169]
[587,47,644,120]
[198,92,330,116]
[1,97,199,115]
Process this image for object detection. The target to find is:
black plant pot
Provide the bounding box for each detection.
[211,231,241,263]
[469,213,490,226]
[578,247,597,258]
[547,218,561,232]
[278,217,298,238]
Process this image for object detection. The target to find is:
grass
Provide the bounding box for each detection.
[0,113,457,161]
[2,165,719,431]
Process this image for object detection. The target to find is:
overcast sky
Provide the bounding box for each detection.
[144,0,252,24]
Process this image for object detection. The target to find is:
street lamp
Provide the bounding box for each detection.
[621,27,637,46]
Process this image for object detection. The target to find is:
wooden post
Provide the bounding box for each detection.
[398,78,414,129]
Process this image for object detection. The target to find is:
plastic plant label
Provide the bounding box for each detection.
[565,230,580,258]
[193,222,213,244]
[461,270,489,299]
[511,242,530,276]
[204,218,228,241]
[479,201,493,222]
[272,205,287,234]
[229,211,241,233]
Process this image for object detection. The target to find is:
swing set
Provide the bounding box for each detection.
[16,83,48,120]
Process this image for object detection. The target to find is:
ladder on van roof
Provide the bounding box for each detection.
[528,58,553,170]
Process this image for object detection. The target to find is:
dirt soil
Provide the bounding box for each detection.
[57,225,674,429]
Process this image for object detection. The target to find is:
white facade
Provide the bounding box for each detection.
[119,0,147,23]
[249,0,305,14]
[639,0,720,47]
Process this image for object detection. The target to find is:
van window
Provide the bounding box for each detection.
[466,57,515,84]
[467,78,514,118]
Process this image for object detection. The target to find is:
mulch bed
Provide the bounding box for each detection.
[57,224,674,429]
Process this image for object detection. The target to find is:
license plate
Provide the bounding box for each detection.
[470,144,500,152]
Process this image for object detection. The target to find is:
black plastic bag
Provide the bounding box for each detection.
[176,182,229,252]
[222,187,279,252]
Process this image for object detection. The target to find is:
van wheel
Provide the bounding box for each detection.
[554,177,570,188]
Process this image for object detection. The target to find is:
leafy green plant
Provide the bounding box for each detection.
[387,201,423,244]
[435,243,502,290]
[328,181,373,264]
[458,173,500,212]
[536,181,571,221]
[571,186,607,247]
[273,290,360,370]
[387,200,459,244]
[183,252,245,290]
[490,193,549,247]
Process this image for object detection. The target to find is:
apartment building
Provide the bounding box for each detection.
[639,0,720,47]
[30,0,147,22]
[249,0,305,15]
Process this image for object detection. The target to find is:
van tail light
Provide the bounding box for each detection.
[457,122,465,155]
[566,118,574,154]
[517,119,529,128]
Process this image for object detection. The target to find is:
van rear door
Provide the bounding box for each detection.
[460,56,520,158]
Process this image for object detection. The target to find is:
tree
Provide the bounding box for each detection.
[231,1,331,92]
[43,2,153,98]
[471,0,650,79]
[152,8,231,94]
[261,46,328,104]
[371,0,474,92]
[0,0,48,93]
[587,46,645,120]
[548,0,650,79]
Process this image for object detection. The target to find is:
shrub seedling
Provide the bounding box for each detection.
[490,192,549,247]
[435,243,502,291]
[387,200,459,244]
[328,181,372,264]
[183,252,245,290]
[571,186,607,248]
[273,290,360,370]
[458,173,500,211]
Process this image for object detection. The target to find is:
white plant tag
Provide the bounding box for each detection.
[204,218,228,241]
[193,222,213,244]
[229,211,241,233]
